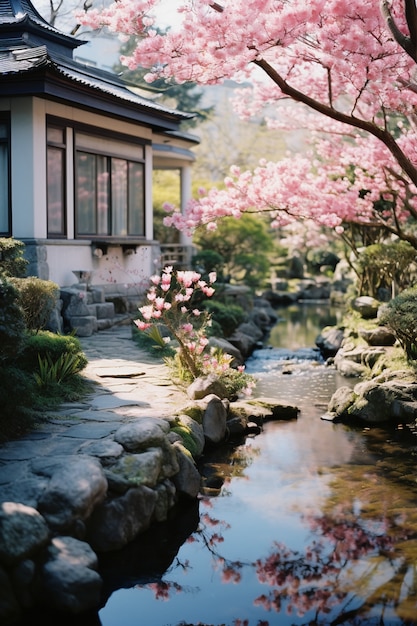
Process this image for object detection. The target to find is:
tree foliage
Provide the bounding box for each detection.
[114,35,213,128]
[193,213,275,287]
[77,1,417,248]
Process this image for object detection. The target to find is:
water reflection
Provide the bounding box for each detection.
[98,304,417,626]
[268,302,342,351]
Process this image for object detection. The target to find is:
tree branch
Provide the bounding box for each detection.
[380,0,417,61]
[253,57,417,188]
[404,0,417,57]
[209,2,224,12]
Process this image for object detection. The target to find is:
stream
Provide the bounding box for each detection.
[98,303,417,626]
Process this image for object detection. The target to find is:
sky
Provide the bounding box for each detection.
[33,0,183,31]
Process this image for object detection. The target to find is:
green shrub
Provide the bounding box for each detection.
[0,365,36,413]
[203,300,246,337]
[356,241,416,298]
[34,352,86,388]
[192,250,225,280]
[379,286,417,359]
[132,324,176,358]
[0,275,26,362]
[0,238,28,277]
[171,423,200,458]
[17,330,88,373]
[11,277,59,332]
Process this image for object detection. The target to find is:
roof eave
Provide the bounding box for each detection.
[0,69,189,132]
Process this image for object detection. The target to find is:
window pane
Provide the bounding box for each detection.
[0,143,8,233]
[47,146,65,235]
[112,158,127,236]
[128,162,145,236]
[77,152,97,234]
[97,155,109,235]
[47,127,64,144]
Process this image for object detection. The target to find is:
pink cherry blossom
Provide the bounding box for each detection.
[77,1,417,246]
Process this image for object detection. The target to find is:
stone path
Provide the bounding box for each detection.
[0,325,188,502]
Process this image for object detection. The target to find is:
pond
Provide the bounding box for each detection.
[98,303,417,626]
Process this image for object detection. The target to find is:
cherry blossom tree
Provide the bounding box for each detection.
[77,1,417,242]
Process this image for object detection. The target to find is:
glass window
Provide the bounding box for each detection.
[0,118,10,236]
[129,162,145,236]
[75,134,145,239]
[47,125,66,237]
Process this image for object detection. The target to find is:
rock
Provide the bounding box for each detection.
[35,456,108,532]
[69,315,98,337]
[262,290,299,306]
[202,395,228,444]
[246,422,262,435]
[288,255,304,279]
[297,279,331,300]
[245,397,299,421]
[315,327,345,358]
[229,400,273,423]
[108,449,164,489]
[0,502,49,566]
[334,348,369,377]
[359,326,396,346]
[227,324,261,358]
[88,486,157,552]
[226,416,248,438]
[359,347,387,368]
[113,417,170,452]
[40,536,102,613]
[334,357,368,377]
[60,288,90,318]
[351,296,380,319]
[221,284,253,311]
[187,374,228,400]
[172,442,201,499]
[236,321,264,342]
[252,298,278,327]
[208,337,244,366]
[153,480,177,522]
[324,386,356,421]
[79,440,124,465]
[326,376,417,425]
[171,414,205,458]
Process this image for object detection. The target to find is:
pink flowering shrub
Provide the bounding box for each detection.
[134,266,255,395]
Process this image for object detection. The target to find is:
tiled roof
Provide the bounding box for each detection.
[0,0,194,127]
[0,0,70,35]
[0,0,61,32]
[0,44,48,72]
[0,44,192,120]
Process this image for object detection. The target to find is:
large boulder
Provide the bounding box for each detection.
[172,442,201,499]
[113,417,170,452]
[202,395,228,444]
[359,326,396,346]
[40,536,102,613]
[325,373,417,425]
[107,449,164,489]
[88,486,157,552]
[33,456,108,532]
[0,502,50,567]
[187,374,228,400]
[208,337,244,366]
[170,414,205,458]
[351,296,380,319]
[315,327,345,358]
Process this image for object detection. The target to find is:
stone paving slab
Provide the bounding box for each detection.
[60,422,123,439]
[0,325,188,496]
